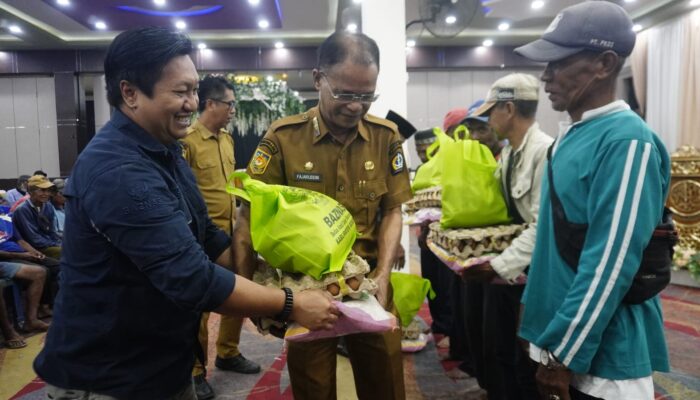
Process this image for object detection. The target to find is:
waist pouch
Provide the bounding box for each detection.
[546,145,678,304]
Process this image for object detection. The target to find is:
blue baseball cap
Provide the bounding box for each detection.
[462,100,489,124]
[515,1,636,62]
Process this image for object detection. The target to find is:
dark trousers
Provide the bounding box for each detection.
[449,275,476,374]
[420,247,452,334]
[570,386,604,400]
[465,283,538,400]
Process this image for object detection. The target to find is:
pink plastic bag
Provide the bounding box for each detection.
[284,294,397,342]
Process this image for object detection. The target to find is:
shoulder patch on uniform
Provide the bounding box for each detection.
[389,141,403,156]
[363,113,399,133]
[249,148,272,175]
[391,152,405,175]
[258,138,279,155]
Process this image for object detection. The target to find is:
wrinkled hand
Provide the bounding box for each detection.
[417,222,430,251]
[392,245,406,270]
[369,271,390,310]
[291,289,339,331]
[460,261,498,283]
[536,364,572,400]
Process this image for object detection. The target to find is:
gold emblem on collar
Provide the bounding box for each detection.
[364,161,375,171]
[304,162,314,171]
[313,117,321,137]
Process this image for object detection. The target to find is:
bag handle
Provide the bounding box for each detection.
[452,124,471,141]
[426,127,455,161]
[226,171,252,202]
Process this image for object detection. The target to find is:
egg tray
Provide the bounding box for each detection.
[427,222,527,259]
[252,251,378,337]
[404,186,442,214]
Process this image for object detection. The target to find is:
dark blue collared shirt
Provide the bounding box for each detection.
[34,110,235,399]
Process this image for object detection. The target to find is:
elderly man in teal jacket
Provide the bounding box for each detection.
[515,2,671,400]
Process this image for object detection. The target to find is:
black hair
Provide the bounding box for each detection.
[316,32,380,71]
[198,75,236,112]
[494,100,538,119]
[104,26,193,108]
[33,170,48,177]
[17,174,30,184]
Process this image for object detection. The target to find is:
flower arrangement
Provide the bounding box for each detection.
[673,248,700,281]
[224,73,306,136]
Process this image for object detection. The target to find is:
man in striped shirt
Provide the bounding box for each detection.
[515,2,670,400]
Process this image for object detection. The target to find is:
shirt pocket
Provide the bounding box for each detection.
[353,179,388,234]
[193,157,219,187]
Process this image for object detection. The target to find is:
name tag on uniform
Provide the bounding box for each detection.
[294,172,322,183]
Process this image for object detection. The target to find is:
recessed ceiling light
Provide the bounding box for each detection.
[406,39,416,47]
[258,19,269,29]
[175,20,186,30]
[624,0,636,3]
[483,39,493,47]
[8,25,22,34]
[531,1,545,10]
[248,0,260,5]
[445,15,457,24]
[347,23,358,32]
[57,0,70,6]
[197,43,207,49]
[266,75,273,82]
[632,24,642,32]
[94,21,107,30]
[498,22,510,31]
[153,0,166,6]
[274,41,284,49]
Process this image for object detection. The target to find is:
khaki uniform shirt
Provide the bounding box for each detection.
[181,120,236,235]
[246,107,412,262]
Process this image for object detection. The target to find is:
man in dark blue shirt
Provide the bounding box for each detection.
[12,175,62,259]
[33,27,338,400]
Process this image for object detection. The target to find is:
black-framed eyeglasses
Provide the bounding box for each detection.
[211,98,237,110]
[320,74,379,104]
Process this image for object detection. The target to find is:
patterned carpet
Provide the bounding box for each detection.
[1,283,699,400]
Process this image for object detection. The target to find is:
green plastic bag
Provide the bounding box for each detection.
[391,272,435,328]
[440,126,511,228]
[227,172,356,279]
[411,127,452,192]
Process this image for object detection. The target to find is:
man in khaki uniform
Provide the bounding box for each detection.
[181,75,260,400]
[235,32,410,399]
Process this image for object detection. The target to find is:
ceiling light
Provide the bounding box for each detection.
[498,22,510,31]
[353,0,362,3]
[94,21,107,30]
[258,19,269,29]
[406,39,416,47]
[445,15,457,24]
[691,0,700,6]
[8,25,22,34]
[248,0,260,5]
[476,46,487,54]
[153,0,166,6]
[56,0,70,6]
[266,75,273,82]
[531,1,545,10]
[347,23,358,32]
[175,20,186,30]
[197,43,207,49]
[483,39,493,47]
[624,0,636,3]
[632,24,642,32]
[274,41,284,49]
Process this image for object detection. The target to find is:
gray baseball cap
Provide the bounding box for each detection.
[515,1,636,62]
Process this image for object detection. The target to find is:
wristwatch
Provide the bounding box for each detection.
[540,349,567,370]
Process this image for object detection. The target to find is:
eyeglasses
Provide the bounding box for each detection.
[211,98,237,110]
[320,74,379,104]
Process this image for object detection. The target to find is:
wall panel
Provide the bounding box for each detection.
[0,79,18,178]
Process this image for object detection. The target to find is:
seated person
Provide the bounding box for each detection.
[5,175,29,205]
[51,179,66,237]
[12,176,62,259]
[0,260,49,332]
